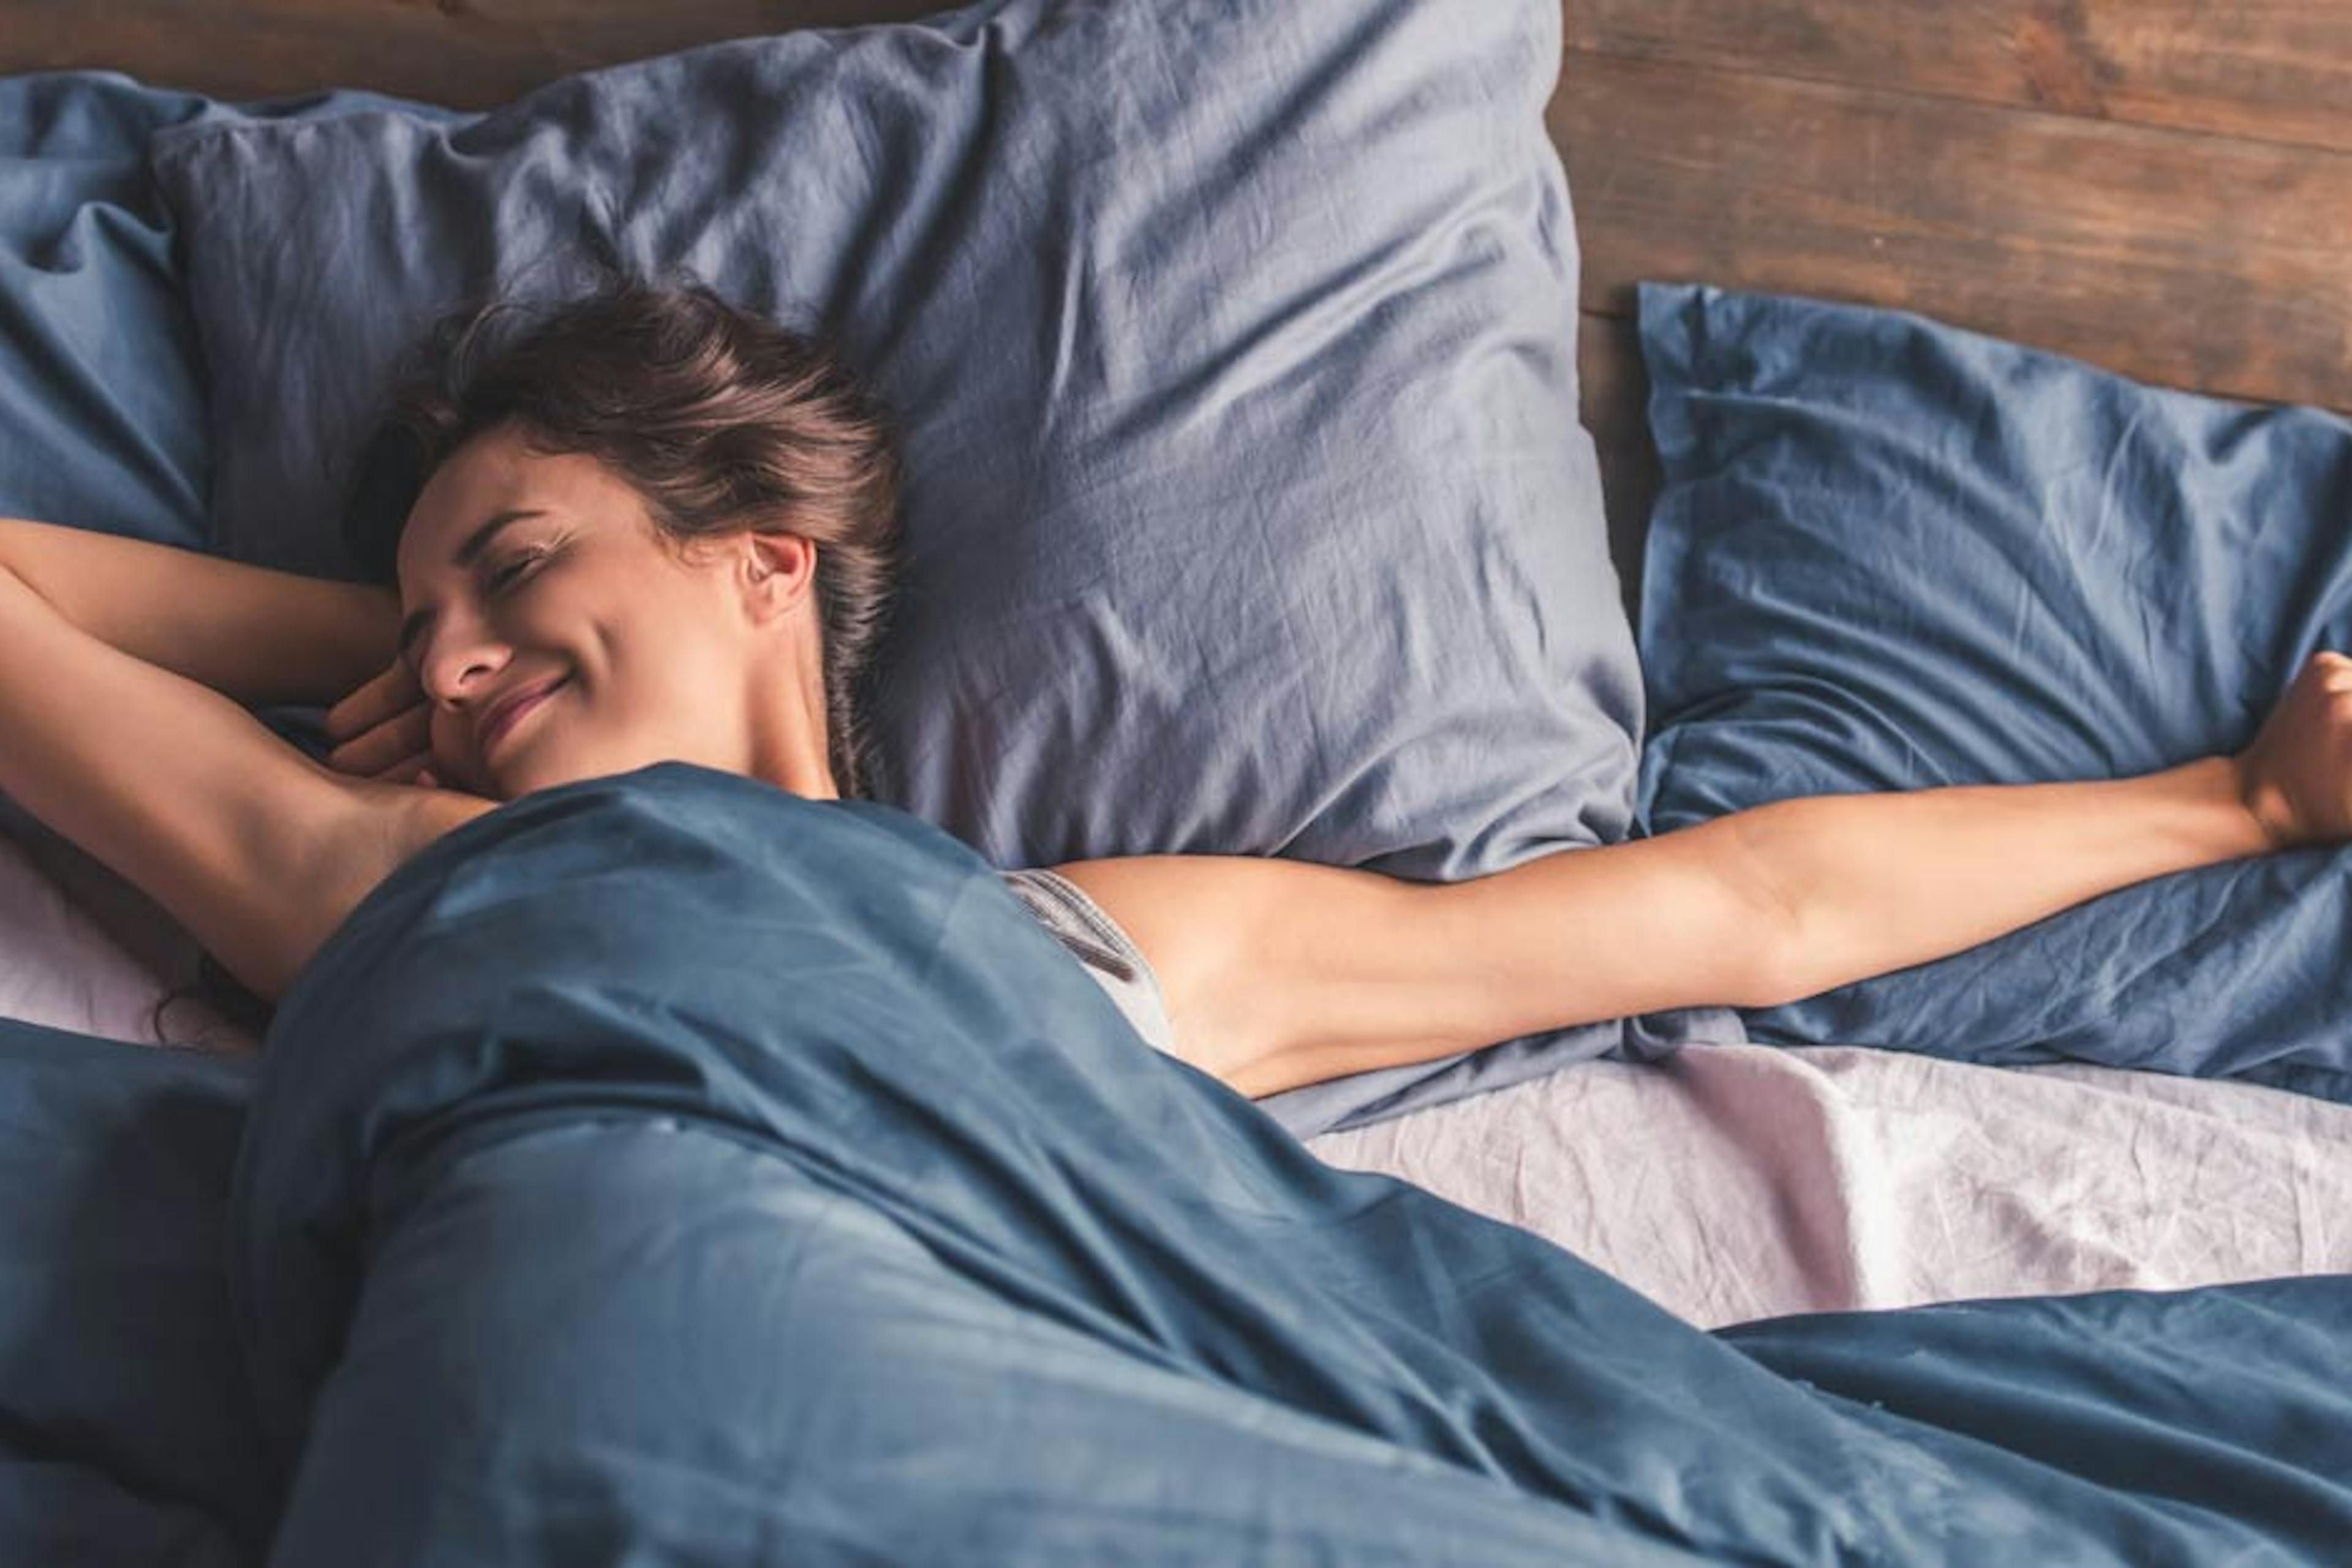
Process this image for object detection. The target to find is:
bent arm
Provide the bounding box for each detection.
[0,516,398,707]
[0,561,410,1004]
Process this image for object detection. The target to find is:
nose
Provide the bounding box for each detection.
[416,612,513,712]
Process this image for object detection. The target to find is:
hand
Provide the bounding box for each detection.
[323,657,442,788]
[2233,649,2352,851]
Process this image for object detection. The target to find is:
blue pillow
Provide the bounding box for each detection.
[144,0,1740,1137]
[0,72,466,552]
[1635,281,2352,1102]
[0,72,216,549]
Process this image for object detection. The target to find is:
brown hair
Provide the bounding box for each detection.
[149,266,907,1049]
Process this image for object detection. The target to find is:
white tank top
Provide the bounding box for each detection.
[998,868,1177,1058]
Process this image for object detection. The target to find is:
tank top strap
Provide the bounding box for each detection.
[998,868,1178,1058]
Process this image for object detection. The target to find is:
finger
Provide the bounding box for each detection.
[326,705,429,777]
[325,662,423,744]
[330,704,435,777]
[371,748,435,785]
[323,664,400,742]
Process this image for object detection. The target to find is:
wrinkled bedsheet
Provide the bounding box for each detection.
[1311,1042,2352,1327]
[6,764,2348,1562]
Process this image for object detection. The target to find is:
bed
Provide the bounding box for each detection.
[2,0,2348,1560]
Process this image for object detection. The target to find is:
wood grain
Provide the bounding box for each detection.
[1551,51,2352,417]
[1569,0,2352,154]
[0,0,938,108]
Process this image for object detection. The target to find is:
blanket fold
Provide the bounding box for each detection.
[214,763,2350,1563]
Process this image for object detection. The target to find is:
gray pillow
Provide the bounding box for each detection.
[146,0,1739,1137]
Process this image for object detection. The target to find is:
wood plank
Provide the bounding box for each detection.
[0,0,940,108]
[1550,51,2352,415]
[1569,0,2352,154]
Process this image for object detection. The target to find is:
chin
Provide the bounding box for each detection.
[495,752,616,802]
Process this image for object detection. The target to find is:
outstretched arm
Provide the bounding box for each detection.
[1727,650,2351,1017]
[0,517,398,707]
[1061,652,2348,1098]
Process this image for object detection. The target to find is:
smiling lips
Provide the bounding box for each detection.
[478,677,566,756]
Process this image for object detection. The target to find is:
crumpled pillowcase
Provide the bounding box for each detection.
[1634,281,2352,1102]
[0,71,214,550]
[143,0,1743,1139]
[0,72,466,550]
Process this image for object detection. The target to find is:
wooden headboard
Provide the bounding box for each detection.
[6,1,2346,603]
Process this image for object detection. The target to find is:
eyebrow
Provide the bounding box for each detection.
[395,508,548,674]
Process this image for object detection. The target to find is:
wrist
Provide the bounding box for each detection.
[318,583,405,704]
[2228,753,2305,852]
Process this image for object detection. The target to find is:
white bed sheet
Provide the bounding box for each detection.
[1308,1041,2352,1328]
[7,809,2349,1331]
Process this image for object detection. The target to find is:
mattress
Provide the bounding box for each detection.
[7,801,2348,1331]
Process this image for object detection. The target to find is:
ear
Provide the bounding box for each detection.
[741,530,818,625]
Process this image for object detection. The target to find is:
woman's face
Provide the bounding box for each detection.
[393,423,799,801]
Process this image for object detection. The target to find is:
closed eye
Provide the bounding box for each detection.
[485,550,546,593]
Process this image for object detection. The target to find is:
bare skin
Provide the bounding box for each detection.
[369,421,837,808]
[3,442,2349,1093]
[320,422,2352,1093]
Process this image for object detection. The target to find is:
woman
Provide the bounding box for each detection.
[0,273,2344,1098]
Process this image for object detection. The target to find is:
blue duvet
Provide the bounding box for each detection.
[4,763,2348,1562]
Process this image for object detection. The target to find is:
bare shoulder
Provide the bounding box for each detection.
[1045,854,1415,1091]
[1051,832,1787,1100]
